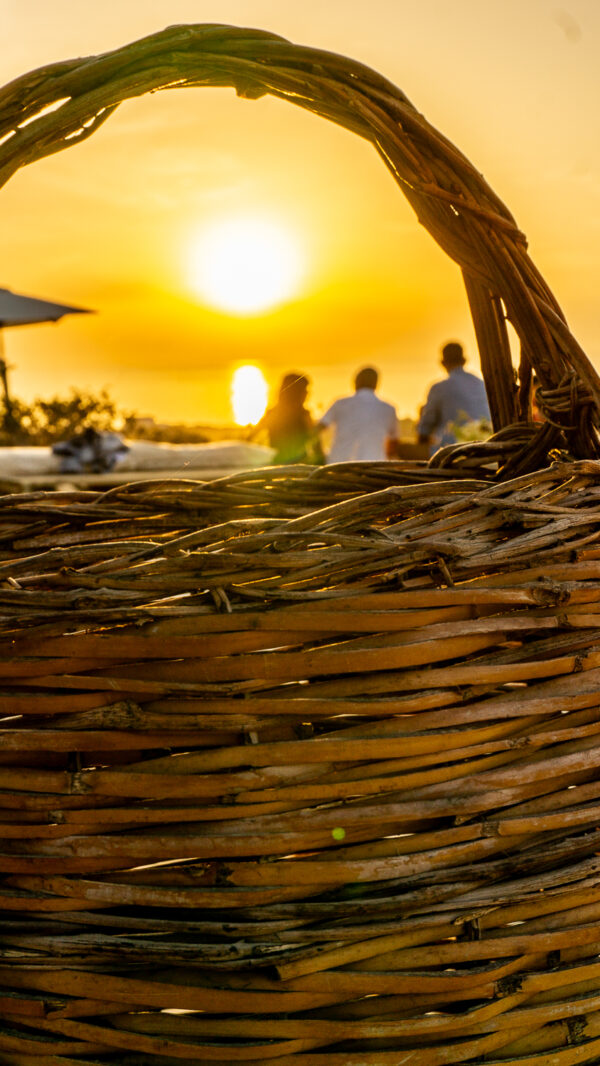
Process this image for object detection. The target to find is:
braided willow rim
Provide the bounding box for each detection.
[1,22,600,468]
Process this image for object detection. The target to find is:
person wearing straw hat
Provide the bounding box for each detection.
[318,366,398,463]
[417,341,490,454]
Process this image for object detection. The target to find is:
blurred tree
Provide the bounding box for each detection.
[0,389,248,446]
[0,388,125,446]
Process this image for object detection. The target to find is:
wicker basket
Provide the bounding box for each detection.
[3,25,600,1066]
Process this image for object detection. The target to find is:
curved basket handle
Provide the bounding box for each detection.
[1,24,598,456]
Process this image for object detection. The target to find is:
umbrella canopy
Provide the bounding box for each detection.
[0,286,92,327]
[0,287,94,435]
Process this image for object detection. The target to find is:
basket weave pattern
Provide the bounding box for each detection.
[1,463,600,1062]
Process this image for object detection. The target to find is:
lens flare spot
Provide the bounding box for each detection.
[231,364,268,425]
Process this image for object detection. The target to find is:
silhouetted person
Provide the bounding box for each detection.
[318,366,398,463]
[417,342,490,454]
[256,372,321,464]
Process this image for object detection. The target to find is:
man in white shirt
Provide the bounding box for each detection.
[318,367,398,463]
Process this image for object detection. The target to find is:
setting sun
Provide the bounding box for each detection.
[188,215,304,315]
[231,365,268,425]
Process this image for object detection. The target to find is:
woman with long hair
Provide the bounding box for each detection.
[257,372,322,464]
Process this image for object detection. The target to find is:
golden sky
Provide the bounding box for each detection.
[2,0,599,425]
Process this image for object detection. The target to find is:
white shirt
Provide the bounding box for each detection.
[320,388,398,463]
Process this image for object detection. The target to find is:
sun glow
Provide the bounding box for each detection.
[189,215,304,315]
[231,365,268,425]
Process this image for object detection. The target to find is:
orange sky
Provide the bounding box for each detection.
[2,0,599,425]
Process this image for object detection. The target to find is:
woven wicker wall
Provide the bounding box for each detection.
[2,461,600,1063]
